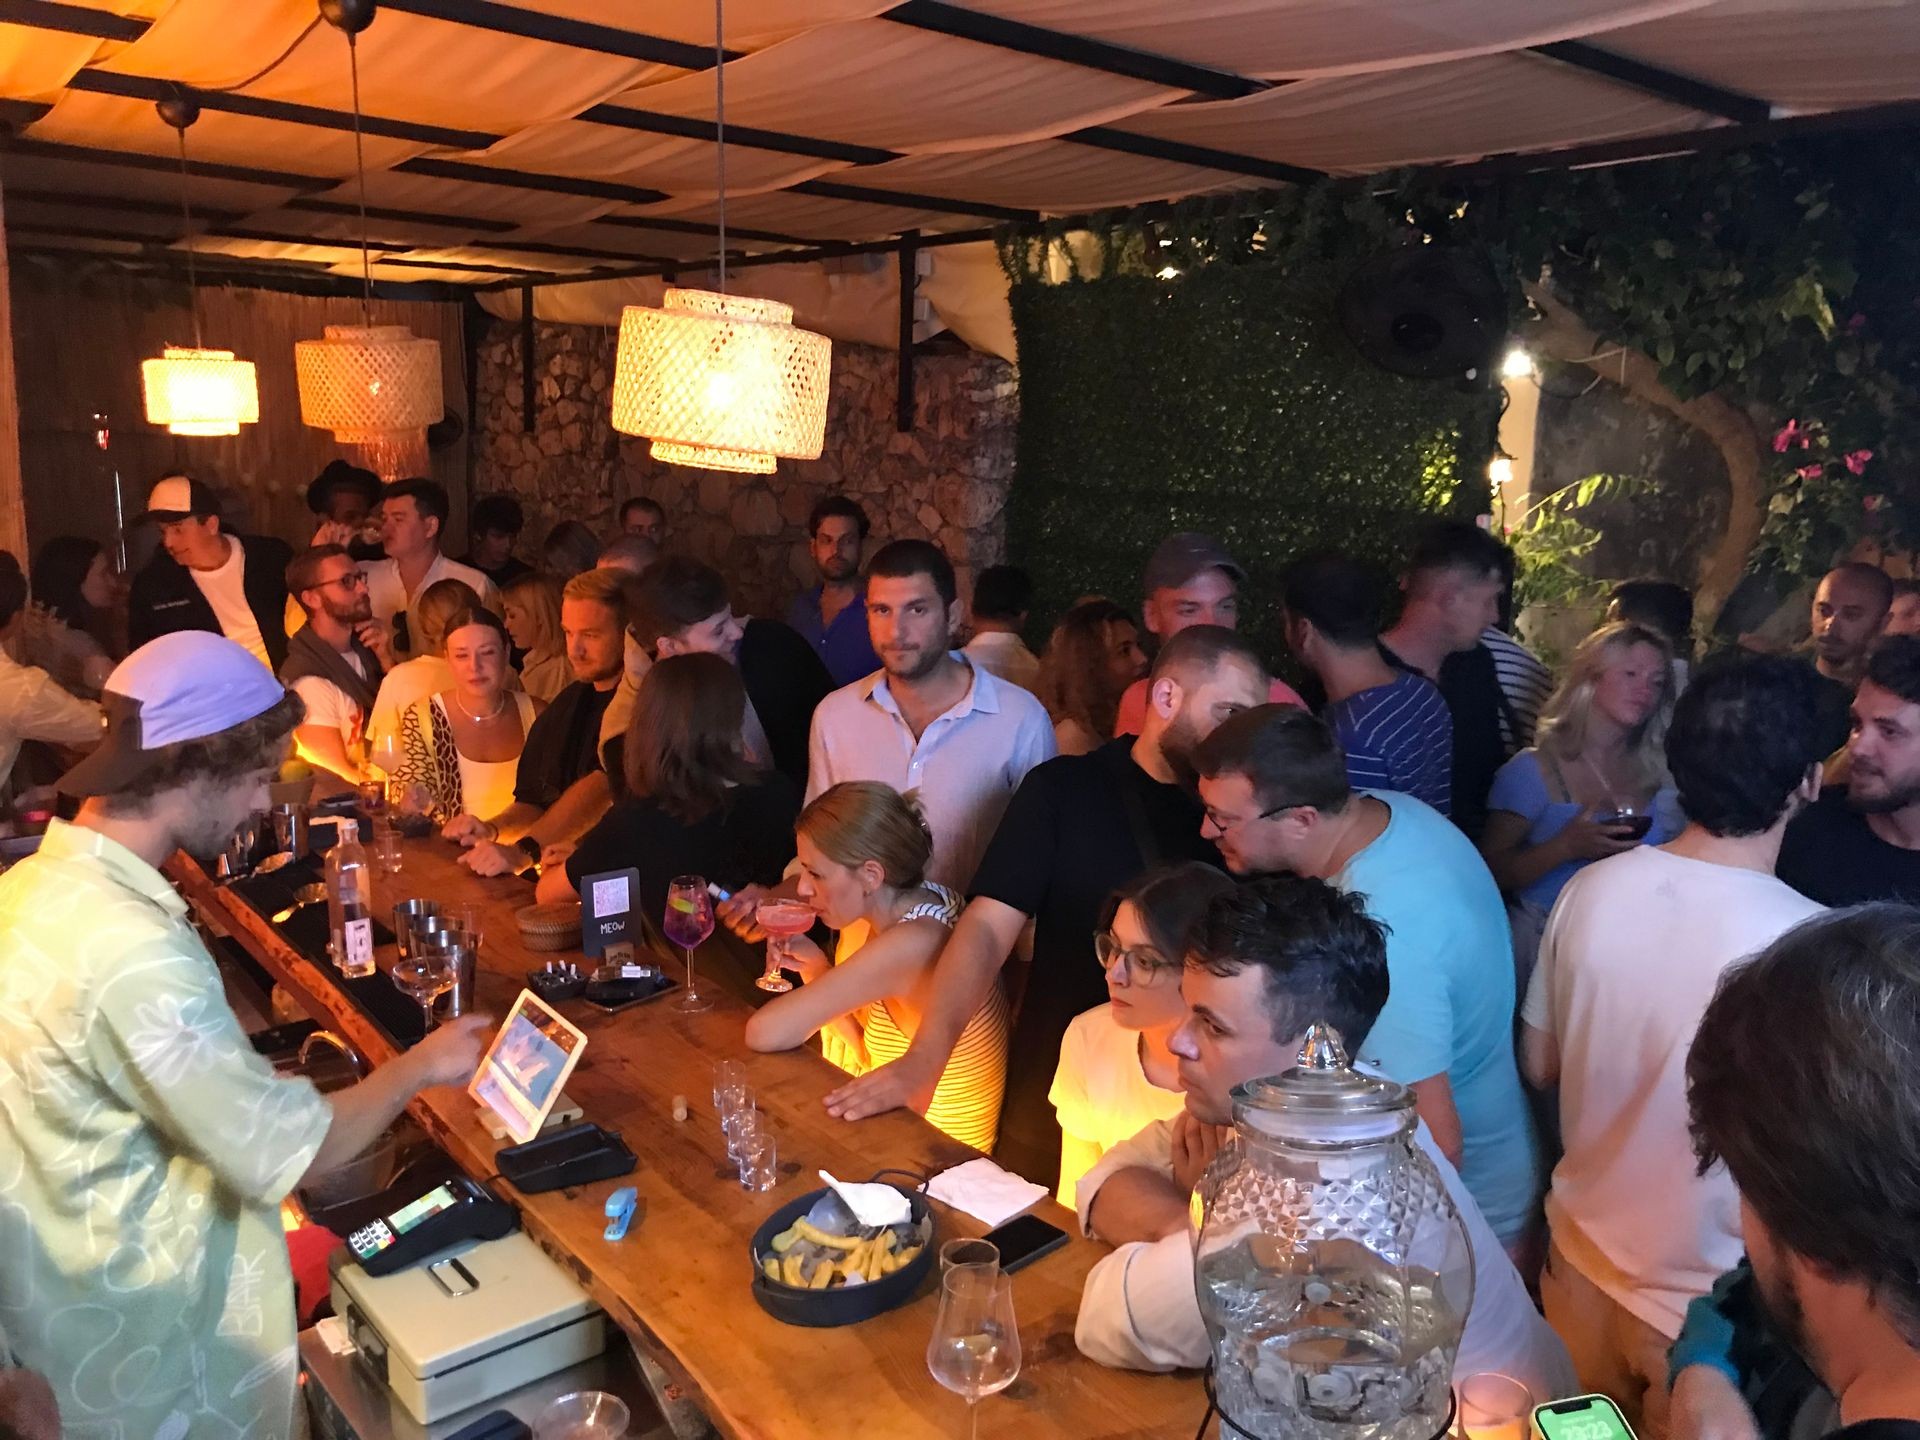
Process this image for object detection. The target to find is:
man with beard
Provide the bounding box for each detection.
[1191,704,1540,1254]
[1667,906,1920,1440]
[281,544,391,785]
[1778,636,1920,905]
[823,626,1264,1187]
[802,539,1055,892]
[1805,562,1891,757]
[787,495,881,686]
[0,633,488,1436]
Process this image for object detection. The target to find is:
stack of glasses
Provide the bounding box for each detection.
[713,1059,777,1192]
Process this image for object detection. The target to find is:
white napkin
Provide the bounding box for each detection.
[819,1170,912,1228]
[926,1157,1049,1229]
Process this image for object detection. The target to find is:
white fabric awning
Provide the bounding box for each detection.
[1,0,1914,351]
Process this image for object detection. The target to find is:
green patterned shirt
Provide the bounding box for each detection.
[0,820,332,1436]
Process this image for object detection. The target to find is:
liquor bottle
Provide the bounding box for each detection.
[326,819,376,979]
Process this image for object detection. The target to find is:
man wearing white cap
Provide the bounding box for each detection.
[127,473,293,669]
[0,633,488,1436]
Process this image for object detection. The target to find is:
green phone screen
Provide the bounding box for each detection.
[1535,1396,1638,1440]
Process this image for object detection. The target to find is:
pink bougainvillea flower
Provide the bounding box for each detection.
[1845,449,1874,475]
[1864,494,1886,514]
[1773,419,1805,453]
[1797,464,1825,480]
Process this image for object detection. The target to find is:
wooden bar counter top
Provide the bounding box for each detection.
[176,832,1206,1440]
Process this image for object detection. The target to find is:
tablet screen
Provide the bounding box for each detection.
[470,991,587,1143]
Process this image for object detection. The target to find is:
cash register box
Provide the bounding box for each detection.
[331,1231,606,1424]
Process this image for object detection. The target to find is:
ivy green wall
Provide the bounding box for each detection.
[1005,265,1493,665]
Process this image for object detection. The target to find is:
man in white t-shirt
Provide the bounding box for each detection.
[1076,873,1575,1399]
[1521,654,1830,1440]
[362,478,497,661]
[128,475,292,670]
[280,546,391,785]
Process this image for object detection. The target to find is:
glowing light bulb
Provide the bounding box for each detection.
[1156,265,1180,280]
[1488,455,1515,487]
[1501,348,1534,380]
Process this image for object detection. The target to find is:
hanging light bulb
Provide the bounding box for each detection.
[141,97,259,437]
[611,0,830,473]
[293,0,442,480]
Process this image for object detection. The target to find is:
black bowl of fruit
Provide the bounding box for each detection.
[749,1173,936,1328]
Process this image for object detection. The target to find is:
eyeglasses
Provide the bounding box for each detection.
[1202,802,1298,834]
[1093,931,1177,980]
[319,571,368,592]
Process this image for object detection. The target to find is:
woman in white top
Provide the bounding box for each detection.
[367,576,481,747]
[392,606,540,825]
[1050,860,1237,1205]
[502,571,570,703]
[746,782,1009,1153]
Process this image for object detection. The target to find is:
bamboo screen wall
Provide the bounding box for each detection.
[9,272,467,557]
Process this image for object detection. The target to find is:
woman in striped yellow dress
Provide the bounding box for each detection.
[745,782,1008,1152]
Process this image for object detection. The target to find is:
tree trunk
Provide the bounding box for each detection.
[1521,279,1765,621]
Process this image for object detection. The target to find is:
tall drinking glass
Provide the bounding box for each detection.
[927,1266,1021,1440]
[753,899,815,993]
[663,876,715,1013]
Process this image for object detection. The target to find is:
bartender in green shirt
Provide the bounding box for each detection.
[0,631,488,1437]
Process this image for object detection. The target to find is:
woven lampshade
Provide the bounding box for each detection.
[141,347,260,437]
[611,289,831,474]
[295,324,442,442]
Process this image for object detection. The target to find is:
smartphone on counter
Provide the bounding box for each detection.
[1533,1394,1639,1440]
[981,1212,1070,1274]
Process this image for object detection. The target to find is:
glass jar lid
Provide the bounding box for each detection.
[1231,1022,1414,1146]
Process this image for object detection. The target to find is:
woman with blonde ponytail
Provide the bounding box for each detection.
[746,781,1009,1151]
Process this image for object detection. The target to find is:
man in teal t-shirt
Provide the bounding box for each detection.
[1193,704,1542,1248]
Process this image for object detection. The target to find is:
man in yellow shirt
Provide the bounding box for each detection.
[0,631,487,1436]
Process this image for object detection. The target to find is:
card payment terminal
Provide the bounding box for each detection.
[346,1172,518,1276]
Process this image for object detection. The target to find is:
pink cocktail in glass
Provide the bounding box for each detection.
[754,900,816,994]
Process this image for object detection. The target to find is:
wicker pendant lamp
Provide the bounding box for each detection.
[140,98,259,437]
[293,0,441,481]
[610,0,830,474]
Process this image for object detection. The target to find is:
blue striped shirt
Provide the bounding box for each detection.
[1326,671,1453,815]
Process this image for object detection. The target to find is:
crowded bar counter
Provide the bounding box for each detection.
[174,826,1203,1439]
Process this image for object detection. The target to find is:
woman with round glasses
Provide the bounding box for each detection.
[1049,860,1237,1205]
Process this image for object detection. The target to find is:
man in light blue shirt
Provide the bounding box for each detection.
[1192,703,1542,1249]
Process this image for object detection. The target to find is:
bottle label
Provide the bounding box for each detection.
[342,916,375,972]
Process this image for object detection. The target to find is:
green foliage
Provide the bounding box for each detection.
[1005,258,1494,664]
[1003,130,1920,625]
[1508,474,1651,612]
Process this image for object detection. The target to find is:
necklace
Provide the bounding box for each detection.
[454,691,508,722]
[1579,752,1627,811]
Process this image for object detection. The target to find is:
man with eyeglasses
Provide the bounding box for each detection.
[825,625,1268,1189]
[1191,703,1541,1257]
[281,544,392,786]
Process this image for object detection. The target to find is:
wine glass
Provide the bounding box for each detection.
[753,899,815,994]
[663,876,715,1013]
[392,952,453,1036]
[927,1265,1021,1440]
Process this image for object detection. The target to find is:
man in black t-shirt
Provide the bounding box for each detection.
[822,626,1269,1187]
[1676,907,1920,1440]
[1778,636,1920,906]
[1379,521,1517,840]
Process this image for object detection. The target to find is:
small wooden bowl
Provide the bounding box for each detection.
[516,901,583,952]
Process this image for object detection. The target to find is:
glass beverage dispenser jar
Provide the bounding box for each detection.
[1194,1024,1474,1440]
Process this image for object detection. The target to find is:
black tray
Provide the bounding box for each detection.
[748,1179,937,1328]
[496,1121,637,1194]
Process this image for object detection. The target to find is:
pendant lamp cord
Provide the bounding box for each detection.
[714,0,726,294]
[347,29,373,323]
[173,127,203,348]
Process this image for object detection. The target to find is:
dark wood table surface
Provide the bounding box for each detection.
[176,832,1208,1440]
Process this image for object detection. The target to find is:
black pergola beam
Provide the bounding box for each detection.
[1063,127,1321,186]
[378,0,738,71]
[593,213,825,248]
[1,136,332,193]
[581,104,900,167]
[882,0,1265,101]
[7,186,243,224]
[282,197,521,235]
[65,69,502,151]
[1528,41,1772,124]
[394,157,670,207]
[0,0,150,41]
[791,178,1037,223]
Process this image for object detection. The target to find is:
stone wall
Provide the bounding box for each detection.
[473,318,1019,617]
